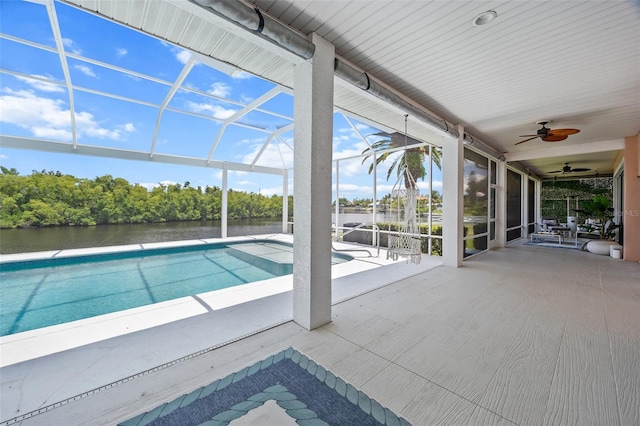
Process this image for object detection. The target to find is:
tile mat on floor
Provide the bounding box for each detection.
[120,347,410,426]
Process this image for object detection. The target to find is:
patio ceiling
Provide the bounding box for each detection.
[59,0,638,179]
[242,0,639,179]
[3,0,638,179]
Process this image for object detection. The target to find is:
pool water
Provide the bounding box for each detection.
[0,241,351,336]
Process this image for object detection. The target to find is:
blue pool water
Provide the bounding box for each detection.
[0,241,351,336]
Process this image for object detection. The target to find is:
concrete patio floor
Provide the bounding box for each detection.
[1,242,638,425]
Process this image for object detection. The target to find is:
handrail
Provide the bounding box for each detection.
[332,223,380,257]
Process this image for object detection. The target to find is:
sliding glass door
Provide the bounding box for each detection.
[506,169,522,241]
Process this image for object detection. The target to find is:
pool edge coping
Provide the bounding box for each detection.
[0,234,428,368]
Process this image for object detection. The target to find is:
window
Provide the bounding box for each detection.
[463,148,489,257]
[506,169,522,241]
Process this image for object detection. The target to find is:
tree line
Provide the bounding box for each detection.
[0,167,292,229]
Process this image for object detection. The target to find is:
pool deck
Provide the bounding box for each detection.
[0,233,442,424]
[1,242,638,425]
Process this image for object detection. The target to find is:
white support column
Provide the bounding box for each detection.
[428,145,433,254]
[372,152,377,246]
[523,177,530,239]
[442,126,464,267]
[221,165,228,239]
[335,160,340,232]
[293,33,335,331]
[282,170,289,233]
[496,160,507,247]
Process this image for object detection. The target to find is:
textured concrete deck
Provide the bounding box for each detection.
[2,242,638,425]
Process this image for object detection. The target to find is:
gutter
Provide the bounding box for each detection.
[188,0,505,160]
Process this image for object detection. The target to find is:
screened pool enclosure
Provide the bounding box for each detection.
[0,0,451,254]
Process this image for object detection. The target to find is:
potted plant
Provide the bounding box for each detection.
[574,195,619,255]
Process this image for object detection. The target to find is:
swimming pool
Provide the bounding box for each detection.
[0,240,352,336]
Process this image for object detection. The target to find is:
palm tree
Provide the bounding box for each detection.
[361,132,441,189]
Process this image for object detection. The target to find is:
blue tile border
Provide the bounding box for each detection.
[120,347,410,426]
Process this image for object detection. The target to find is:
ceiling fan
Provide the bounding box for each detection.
[515,121,580,145]
[549,162,591,174]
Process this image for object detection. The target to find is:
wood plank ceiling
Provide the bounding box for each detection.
[65,0,640,178]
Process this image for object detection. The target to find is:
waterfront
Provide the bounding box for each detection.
[0,212,445,254]
[0,218,283,254]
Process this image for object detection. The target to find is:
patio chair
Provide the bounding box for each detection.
[540,217,559,232]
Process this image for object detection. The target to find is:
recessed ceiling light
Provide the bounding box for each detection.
[473,10,497,26]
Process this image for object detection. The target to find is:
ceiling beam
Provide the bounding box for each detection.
[505,140,625,162]
[0,136,285,176]
[342,113,372,149]
[250,123,294,169]
[150,55,197,157]
[44,0,77,149]
[206,86,281,163]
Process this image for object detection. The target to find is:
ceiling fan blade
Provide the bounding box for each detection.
[542,134,567,142]
[549,128,580,136]
[548,170,563,173]
[570,167,591,172]
[514,136,538,145]
[518,134,538,137]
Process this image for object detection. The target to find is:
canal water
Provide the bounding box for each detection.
[0,213,443,254]
[0,218,284,254]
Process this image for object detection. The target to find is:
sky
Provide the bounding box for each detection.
[0,0,442,199]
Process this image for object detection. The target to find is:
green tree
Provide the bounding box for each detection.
[0,170,292,228]
[361,132,442,189]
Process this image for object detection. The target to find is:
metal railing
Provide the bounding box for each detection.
[331,223,380,257]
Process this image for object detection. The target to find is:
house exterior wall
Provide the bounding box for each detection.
[623,133,640,261]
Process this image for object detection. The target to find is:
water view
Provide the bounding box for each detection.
[0,213,445,255]
[0,218,283,254]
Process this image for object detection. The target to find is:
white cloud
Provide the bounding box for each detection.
[333,140,377,177]
[333,183,373,195]
[185,101,236,120]
[208,82,232,98]
[416,181,431,191]
[137,182,158,191]
[0,154,7,159]
[31,126,72,140]
[0,89,135,142]
[159,180,177,187]
[240,140,293,169]
[376,184,395,193]
[62,38,82,55]
[231,70,252,80]
[175,49,192,65]
[258,186,283,196]
[74,64,96,77]
[126,74,142,82]
[15,75,64,93]
[116,48,128,57]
